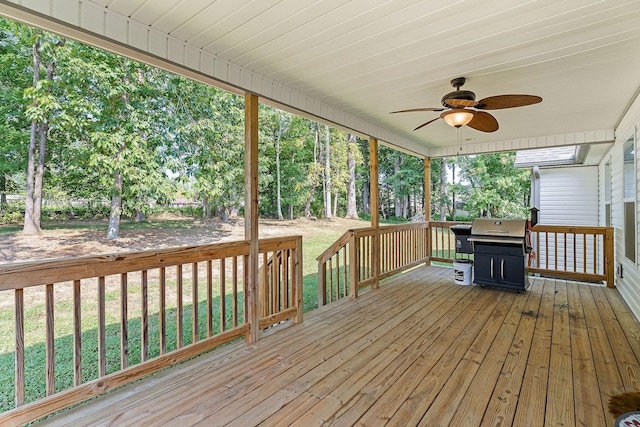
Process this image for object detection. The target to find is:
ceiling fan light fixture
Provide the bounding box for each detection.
[442,109,475,128]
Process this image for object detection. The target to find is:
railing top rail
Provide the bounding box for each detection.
[428,220,471,227]
[530,224,613,234]
[378,222,429,233]
[259,235,302,251]
[316,230,355,263]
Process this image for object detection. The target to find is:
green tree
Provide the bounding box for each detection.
[0,19,30,207]
[171,77,244,221]
[457,152,530,218]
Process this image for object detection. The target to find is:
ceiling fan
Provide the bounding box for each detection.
[390,77,542,132]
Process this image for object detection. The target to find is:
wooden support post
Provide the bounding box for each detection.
[349,231,358,298]
[424,157,432,266]
[424,157,431,221]
[604,226,615,288]
[370,137,380,289]
[294,236,304,323]
[245,93,260,343]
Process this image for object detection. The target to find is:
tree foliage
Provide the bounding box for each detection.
[0,17,533,235]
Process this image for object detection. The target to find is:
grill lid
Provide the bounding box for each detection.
[470,218,527,238]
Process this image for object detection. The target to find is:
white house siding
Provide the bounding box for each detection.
[538,167,599,226]
[603,94,640,322]
[533,167,600,274]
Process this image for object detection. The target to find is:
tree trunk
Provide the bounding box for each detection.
[23,120,39,233]
[23,39,43,234]
[303,194,313,218]
[135,209,146,222]
[217,205,229,223]
[0,174,6,207]
[106,170,123,240]
[323,125,332,219]
[345,134,359,219]
[333,192,338,217]
[276,129,284,220]
[439,157,447,221]
[202,196,211,219]
[451,162,457,221]
[32,121,48,228]
[394,156,403,218]
[362,181,369,215]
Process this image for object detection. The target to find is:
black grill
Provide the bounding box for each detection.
[467,218,530,291]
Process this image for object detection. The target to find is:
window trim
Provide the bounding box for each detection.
[622,131,637,263]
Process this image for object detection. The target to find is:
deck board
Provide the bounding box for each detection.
[38,266,640,427]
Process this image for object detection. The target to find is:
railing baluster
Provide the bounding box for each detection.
[573,234,578,273]
[545,232,549,269]
[220,258,226,332]
[98,276,106,377]
[192,262,199,343]
[15,288,25,407]
[46,283,55,395]
[553,233,556,270]
[176,265,183,349]
[284,250,290,311]
[159,267,166,355]
[232,256,238,328]
[73,279,82,385]
[335,250,340,302]
[141,271,148,362]
[342,247,347,299]
[207,260,213,335]
[120,273,128,369]
[556,233,569,270]
[583,234,587,273]
[261,252,268,316]
[593,234,600,274]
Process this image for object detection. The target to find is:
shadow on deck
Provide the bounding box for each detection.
[39,265,640,426]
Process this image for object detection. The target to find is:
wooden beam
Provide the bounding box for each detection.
[370,138,380,289]
[245,93,260,343]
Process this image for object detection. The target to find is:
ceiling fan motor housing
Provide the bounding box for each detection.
[441,90,476,108]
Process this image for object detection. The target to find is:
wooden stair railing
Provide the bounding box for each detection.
[317,223,431,306]
[316,229,357,306]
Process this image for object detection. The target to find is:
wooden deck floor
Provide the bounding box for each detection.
[39,266,640,426]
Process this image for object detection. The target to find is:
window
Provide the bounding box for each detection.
[623,134,636,262]
[604,161,611,226]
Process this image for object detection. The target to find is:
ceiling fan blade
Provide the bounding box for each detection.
[474,94,542,110]
[443,98,478,108]
[413,117,441,131]
[390,107,445,114]
[467,111,499,132]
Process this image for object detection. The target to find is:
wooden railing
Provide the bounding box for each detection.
[317,222,616,308]
[379,222,430,278]
[258,236,303,329]
[316,230,354,306]
[317,223,430,305]
[529,225,614,287]
[428,221,472,263]
[0,236,302,426]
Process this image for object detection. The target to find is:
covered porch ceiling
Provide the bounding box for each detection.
[1,0,639,158]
